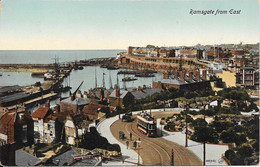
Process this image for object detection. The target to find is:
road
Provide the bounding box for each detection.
[110,116,202,166]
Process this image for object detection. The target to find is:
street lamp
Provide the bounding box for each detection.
[136,140,141,165]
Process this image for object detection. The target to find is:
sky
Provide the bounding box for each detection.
[0,0,259,50]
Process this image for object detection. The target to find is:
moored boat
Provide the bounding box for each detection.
[122,77,137,81]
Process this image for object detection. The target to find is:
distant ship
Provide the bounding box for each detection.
[122,77,137,82]
[135,73,155,77]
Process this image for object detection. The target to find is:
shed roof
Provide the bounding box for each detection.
[0,92,29,104]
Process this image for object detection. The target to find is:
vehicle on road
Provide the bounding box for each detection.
[137,111,157,137]
[122,112,133,122]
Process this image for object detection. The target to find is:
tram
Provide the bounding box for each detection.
[137,112,157,137]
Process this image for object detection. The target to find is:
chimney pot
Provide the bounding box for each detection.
[163,72,169,79]
[70,95,75,101]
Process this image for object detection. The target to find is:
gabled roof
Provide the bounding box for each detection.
[31,107,51,119]
[82,102,109,116]
[46,112,68,122]
[130,88,161,100]
[109,89,129,99]
[61,97,91,106]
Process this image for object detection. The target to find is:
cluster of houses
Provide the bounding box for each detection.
[125,44,259,90]
[0,84,163,149]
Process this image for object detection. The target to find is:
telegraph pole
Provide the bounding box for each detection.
[170,149,174,166]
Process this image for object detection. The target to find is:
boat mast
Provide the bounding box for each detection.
[95,68,97,88]
[102,71,106,88]
[109,71,112,89]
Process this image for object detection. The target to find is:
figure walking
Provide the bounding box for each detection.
[126,140,129,149]
[133,140,137,149]
[130,132,132,141]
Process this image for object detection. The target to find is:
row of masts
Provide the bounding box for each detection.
[95,69,117,90]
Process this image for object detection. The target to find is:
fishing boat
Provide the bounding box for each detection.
[135,73,155,77]
[122,77,137,82]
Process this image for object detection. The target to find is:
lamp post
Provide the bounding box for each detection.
[136,140,141,165]
[170,149,174,166]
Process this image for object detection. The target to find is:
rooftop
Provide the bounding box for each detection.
[0,92,29,104]
[15,149,40,166]
[61,97,91,106]
[31,107,51,119]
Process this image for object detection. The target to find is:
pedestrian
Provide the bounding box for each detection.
[126,140,129,149]
[130,132,132,141]
[133,140,137,149]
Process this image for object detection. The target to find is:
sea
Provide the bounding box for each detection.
[0,50,163,109]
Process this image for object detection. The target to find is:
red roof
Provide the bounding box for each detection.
[46,112,68,122]
[82,102,110,116]
[31,107,51,119]
[0,110,17,143]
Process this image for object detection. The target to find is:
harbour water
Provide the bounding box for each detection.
[0,50,124,64]
[0,50,163,92]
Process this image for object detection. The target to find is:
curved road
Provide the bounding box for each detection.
[111,116,202,166]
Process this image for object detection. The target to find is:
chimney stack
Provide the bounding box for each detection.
[45,100,50,108]
[83,91,88,99]
[138,86,142,91]
[143,85,146,89]
[202,69,207,79]
[115,89,120,98]
[195,70,200,81]
[180,70,185,82]
[70,95,75,101]
[173,69,178,78]
[163,72,169,79]
[188,71,193,81]
[55,104,60,113]
[76,90,82,98]
[106,92,110,102]
[99,89,104,101]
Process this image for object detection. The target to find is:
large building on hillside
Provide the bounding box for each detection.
[152,69,211,91]
[236,67,259,89]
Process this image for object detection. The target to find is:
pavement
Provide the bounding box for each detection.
[90,116,143,166]
[91,108,229,166]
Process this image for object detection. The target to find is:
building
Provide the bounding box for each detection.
[152,69,211,91]
[64,114,88,145]
[179,48,203,59]
[0,107,33,145]
[109,87,135,108]
[60,95,91,114]
[236,67,259,89]
[89,86,161,107]
[82,102,110,121]
[31,103,67,143]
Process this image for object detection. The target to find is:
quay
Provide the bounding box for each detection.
[118,52,209,73]
[0,92,57,112]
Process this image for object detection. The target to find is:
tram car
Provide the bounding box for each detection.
[137,112,157,137]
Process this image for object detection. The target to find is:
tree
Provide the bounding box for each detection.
[236,144,253,158]
[225,149,236,161]
[164,122,176,131]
